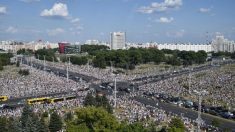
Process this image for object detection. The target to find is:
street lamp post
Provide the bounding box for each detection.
[114,77,117,108]
[66,57,70,82]
[52,57,54,67]
[193,89,208,132]
[188,69,192,94]
[43,55,45,71]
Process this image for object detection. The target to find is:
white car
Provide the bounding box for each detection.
[0,104,5,108]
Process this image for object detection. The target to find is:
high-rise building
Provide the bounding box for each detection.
[110,32,126,50]
[211,35,235,52]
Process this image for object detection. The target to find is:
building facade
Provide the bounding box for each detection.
[0,40,59,53]
[110,32,126,50]
[211,35,235,52]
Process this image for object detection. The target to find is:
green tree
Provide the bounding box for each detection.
[19,105,46,132]
[211,119,220,128]
[118,121,146,132]
[0,64,3,71]
[166,56,181,66]
[195,50,207,64]
[16,61,20,67]
[8,118,22,132]
[0,116,8,132]
[67,122,89,132]
[49,111,63,132]
[64,111,73,122]
[168,117,185,132]
[37,116,48,132]
[168,127,185,132]
[231,52,235,59]
[70,56,88,65]
[83,93,96,106]
[93,53,106,68]
[84,93,113,113]
[81,45,109,54]
[35,49,58,62]
[75,106,119,131]
[95,94,113,113]
[17,48,34,55]
[20,105,34,127]
[18,69,30,76]
[0,53,13,69]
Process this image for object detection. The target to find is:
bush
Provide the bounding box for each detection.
[18,69,29,76]
[16,61,20,67]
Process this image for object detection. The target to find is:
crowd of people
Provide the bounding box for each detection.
[109,94,200,131]
[136,66,235,110]
[0,57,234,131]
[0,64,89,98]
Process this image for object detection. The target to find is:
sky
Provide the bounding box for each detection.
[0,0,235,43]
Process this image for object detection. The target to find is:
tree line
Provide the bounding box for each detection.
[16,46,235,70]
[0,53,13,71]
[34,49,58,62]
[92,48,208,69]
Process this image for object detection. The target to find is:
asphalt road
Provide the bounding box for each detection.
[135,97,235,131]
[25,60,98,83]
[134,60,235,85]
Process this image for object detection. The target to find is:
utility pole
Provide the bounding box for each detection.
[37,54,40,64]
[67,57,70,82]
[30,57,32,68]
[193,89,208,132]
[43,55,45,71]
[132,82,134,93]
[52,57,54,67]
[188,69,192,94]
[110,61,113,73]
[114,77,117,108]
[87,59,90,71]
[21,57,23,65]
[27,57,29,65]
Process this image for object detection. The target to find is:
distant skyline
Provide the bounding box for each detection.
[0,0,235,43]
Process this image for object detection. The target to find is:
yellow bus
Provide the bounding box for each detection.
[65,96,77,100]
[48,97,65,103]
[0,96,8,101]
[27,97,50,105]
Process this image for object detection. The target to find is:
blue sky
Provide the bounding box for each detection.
[0,0,235,43]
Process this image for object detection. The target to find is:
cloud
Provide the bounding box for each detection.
[40,3,69,18]
[71,18,80,23]
[199,8,210,13]
[47,28,65,36]
[70,18,83,30]
[20,0,40,3]
[137,0,182,14]
[157,17,174,23]
[6,26,18,33]
[0,6,7,15]
[166,29,185,38]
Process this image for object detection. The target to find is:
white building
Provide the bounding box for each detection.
[126,42,212,52]
[85,40,100,45]
[211,35,235,52]
[110,32,126,50]
[0,40,59,53]
[157,43,212,52]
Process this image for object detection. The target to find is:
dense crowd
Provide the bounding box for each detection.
[137,66,235,110]
[0,98,84,117]
[0,64,89,98]
[108,94,201,131]
[0,58,234,131]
